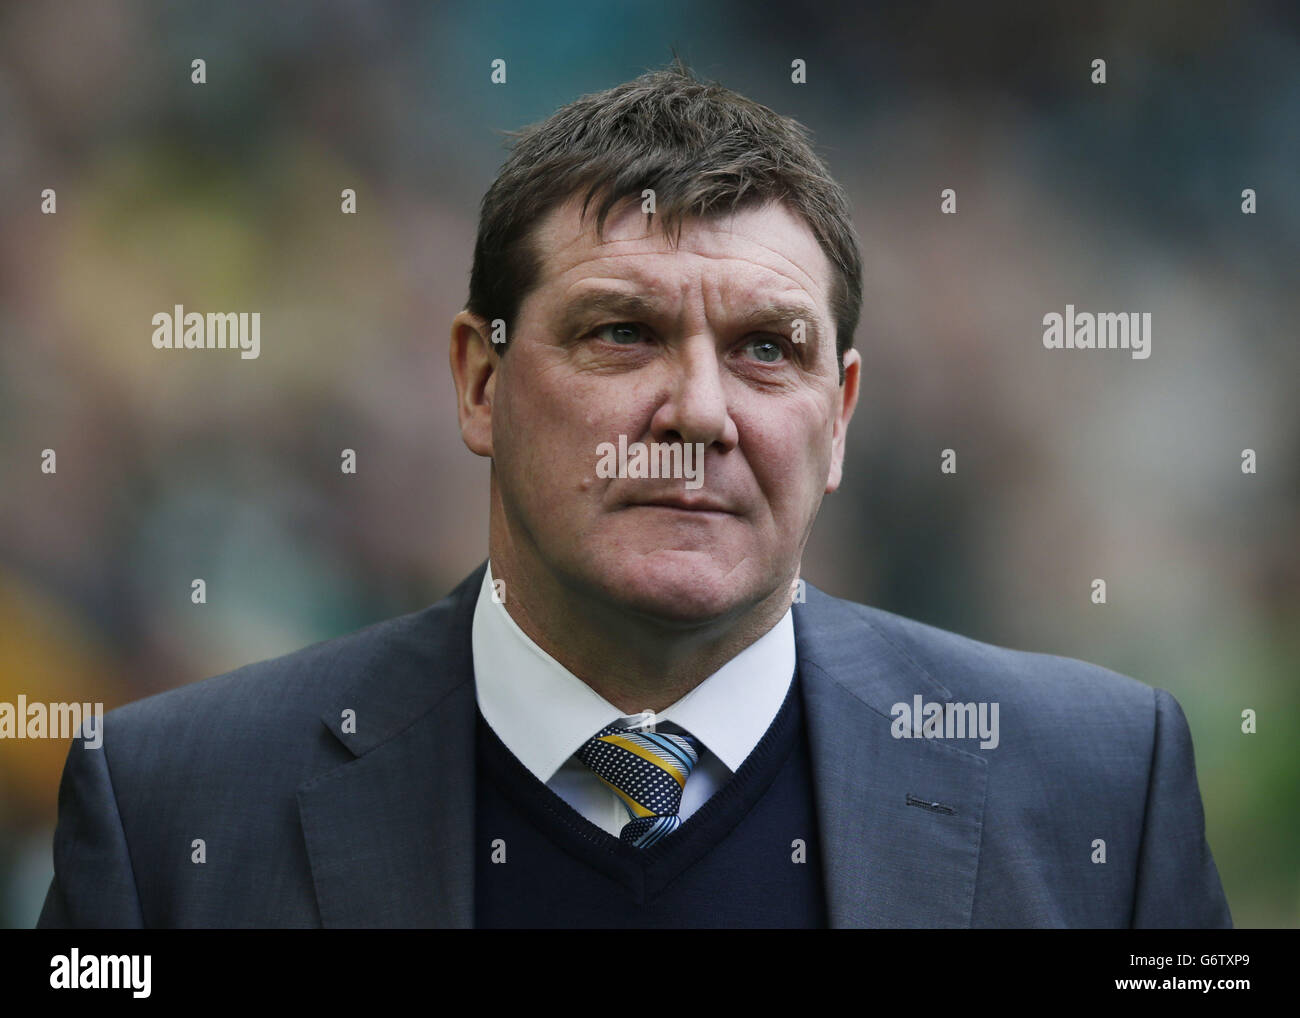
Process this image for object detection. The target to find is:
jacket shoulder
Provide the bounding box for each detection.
[108,602,444,736]
[809,588,1161,719]
[112,559,487,734]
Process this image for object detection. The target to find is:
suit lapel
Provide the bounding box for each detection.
[297,564,485,928]
[796,586,988,928]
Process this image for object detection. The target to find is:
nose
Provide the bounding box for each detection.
[648,335,739,452]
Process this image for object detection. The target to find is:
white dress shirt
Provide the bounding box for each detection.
[472,563,796,837]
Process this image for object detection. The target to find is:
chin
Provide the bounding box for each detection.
[582,549,766,627]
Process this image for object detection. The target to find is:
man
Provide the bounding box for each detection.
[39,62,1230,928]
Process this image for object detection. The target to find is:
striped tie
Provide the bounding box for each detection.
[576,724,701,848]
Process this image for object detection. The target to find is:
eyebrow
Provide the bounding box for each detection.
[557,292,663,338]
[556,290,826,347]
[735,301,824,345]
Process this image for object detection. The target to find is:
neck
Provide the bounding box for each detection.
[488,531,792,716]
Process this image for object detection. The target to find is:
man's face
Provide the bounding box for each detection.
[479,195,859,625]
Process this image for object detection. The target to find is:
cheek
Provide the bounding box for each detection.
[492,380,548,490]
[744,402,835,496]
[745,439,818,521]
[496,370,621,496]
[496,359,566,450]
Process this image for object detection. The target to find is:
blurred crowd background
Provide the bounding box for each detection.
[1,0,1296,927]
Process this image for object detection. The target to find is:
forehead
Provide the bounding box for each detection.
[526,194,834,314]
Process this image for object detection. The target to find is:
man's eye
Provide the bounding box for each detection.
[593,322,647,345]
[744,336,787,364]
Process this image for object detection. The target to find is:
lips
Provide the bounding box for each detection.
[630,495,738,514]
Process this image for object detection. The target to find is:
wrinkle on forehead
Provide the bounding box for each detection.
[533,196,832,311]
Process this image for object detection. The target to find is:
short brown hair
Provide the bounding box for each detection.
[466,58,862,378]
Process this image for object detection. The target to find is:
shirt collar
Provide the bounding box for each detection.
[472,562,794,783]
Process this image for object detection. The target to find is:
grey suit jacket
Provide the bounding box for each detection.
[37,562,1231,927]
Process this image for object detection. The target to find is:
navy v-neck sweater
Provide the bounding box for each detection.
[474,670,828,928]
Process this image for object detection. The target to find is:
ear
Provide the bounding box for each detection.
[825,347,860,493]
[450,310,499,457]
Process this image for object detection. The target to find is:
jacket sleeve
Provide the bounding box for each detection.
[36,722,145,929]
[1130,688,1232,928]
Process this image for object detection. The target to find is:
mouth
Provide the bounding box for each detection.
[627,496,739,515]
